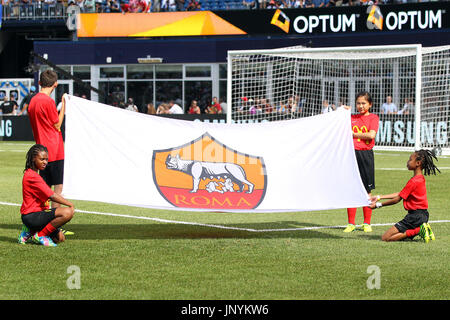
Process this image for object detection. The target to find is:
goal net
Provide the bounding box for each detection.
[227,44,450,155]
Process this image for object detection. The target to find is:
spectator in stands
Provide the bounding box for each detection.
[205,97,222,114]
[260,98,274,114]
[321,99,335,114]
[188,100,201,114]
[161,0,177,11]
[286,0,304,8]
[248,99,261,115]
[175,0,184,11]
[0,96,19,115]
[95,0,104,12]
[143,0,153,12]
[243,0,259,9]
[55,0,64,13]
[122,0,146,12]
[312,0,329,7]
[291,95,304,114]
[276,100,288,113]
[185,0,200,10]
[380,95,398,114]
[286,95,298,113]
[334,0,353,6]
[45,0,57,11]
[156,103,170,114]
[21,0,32,11]
[108,0,122,12]
[146,103,156,114]
[266,0,278,8]
[74,0,84,11]
[138,0,149,11]
[126,97,138,112]
[11,0,20,17]
[18,85,37,116]
[397,97,413,115]
[153,0,161,11]
[168,100,184,114]
[219,98,227,114]
[84,0,96,12]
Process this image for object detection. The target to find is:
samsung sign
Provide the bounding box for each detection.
[0,119,12,138]
[376,120,448,146]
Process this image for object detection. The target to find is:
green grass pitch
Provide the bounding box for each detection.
[0,141,449,300]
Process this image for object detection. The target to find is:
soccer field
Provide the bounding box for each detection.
[0,141,449,300]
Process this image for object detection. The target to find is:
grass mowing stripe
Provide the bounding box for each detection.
[2,200,449,233]
[378,167,450,170]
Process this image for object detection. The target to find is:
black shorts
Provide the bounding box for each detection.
[394,209,429,233]
[355,149,375,193]
[39,159,64,187]
[21,208,60,238]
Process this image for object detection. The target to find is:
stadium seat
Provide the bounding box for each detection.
[49,6,56,17]
[19,6,27,18]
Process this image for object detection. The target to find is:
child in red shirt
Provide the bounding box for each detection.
[18,144,75,247]
[343,92,379,233]
[370,149,440,242]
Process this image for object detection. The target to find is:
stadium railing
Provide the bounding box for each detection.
[2,3,67,20]
[3,0,449,21]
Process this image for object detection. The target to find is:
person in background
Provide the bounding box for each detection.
[126,97,138,112]
[397,97,413,115]
[18,85,37,116]
[205,96,222,114]
[188,100,201,114]
[380,95,398,115]
[0,95,19,115]
[168,100,184,114]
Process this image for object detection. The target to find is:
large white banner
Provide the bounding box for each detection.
[63,95,370,212]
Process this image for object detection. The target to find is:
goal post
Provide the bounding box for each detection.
[227,44,450,155]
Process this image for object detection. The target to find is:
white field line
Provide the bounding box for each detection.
[374,152,449,159]
[1,201,449,233]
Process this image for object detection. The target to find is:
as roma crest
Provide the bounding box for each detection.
[152,132,267,210]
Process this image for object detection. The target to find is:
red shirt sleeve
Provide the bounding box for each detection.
[369,113,379,133]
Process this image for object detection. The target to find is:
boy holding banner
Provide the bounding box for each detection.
[27,70,74,236]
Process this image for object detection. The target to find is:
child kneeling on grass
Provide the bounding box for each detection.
[370,149,440,243]
[18,144,75,247]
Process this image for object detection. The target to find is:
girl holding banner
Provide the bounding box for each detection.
[343,92,380,233]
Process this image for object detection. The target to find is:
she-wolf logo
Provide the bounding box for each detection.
[152,132,267,210]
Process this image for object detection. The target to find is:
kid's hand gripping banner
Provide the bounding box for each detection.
[63,96,370,212]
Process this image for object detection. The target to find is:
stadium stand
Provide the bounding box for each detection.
[3,0,448,19]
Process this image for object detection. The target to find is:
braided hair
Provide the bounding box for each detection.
[24,144,48,173]
[415,149,441,176]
